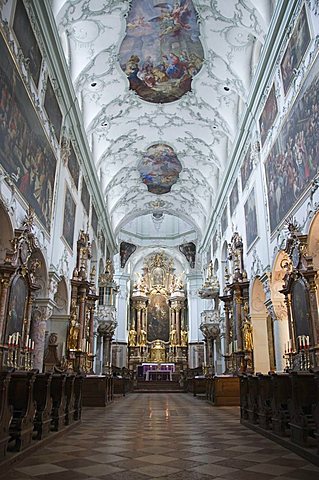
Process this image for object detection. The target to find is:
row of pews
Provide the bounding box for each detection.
[240,372,319,453]
[0,370,83,460]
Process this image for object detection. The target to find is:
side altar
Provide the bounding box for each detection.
[128,252,188,374]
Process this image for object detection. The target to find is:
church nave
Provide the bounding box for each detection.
[6,394,319,480]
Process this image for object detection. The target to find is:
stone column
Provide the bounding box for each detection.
[31,302,54,371]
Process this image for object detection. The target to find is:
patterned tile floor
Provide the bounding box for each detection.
[5,393,319,479]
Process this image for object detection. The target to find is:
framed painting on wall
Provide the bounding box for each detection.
[0,32,57,232]
[280,5,311,95]
[68,143,80,189]
[229,180,239,217]
[244,187,258,250]
[241,145,253,190]
[81,178,90,215]
[259,84,278,146]
[91,205,98,235]
[221,205,228,236]
[44,77,62,142]
[265,52,319,232]
[13,0,42,86]
[5,276,28,341]
[62,185,76,250]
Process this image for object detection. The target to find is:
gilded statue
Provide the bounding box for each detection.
[104,259,114,282]
[128,327,137,346]
[243,321,253,351]
[242,301,253,351]
[68,313,80,350]
[170,328,177,346]
[139,329,147,346]
[181,329,188,347]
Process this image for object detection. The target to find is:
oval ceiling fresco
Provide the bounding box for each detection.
[119,0,204,104]
[138,144,182,194]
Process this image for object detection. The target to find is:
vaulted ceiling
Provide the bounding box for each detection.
[51,0,274,246]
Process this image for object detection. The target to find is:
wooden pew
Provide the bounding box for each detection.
[213,376,240,406]
[247,375,259,424]
[0,371,12,459]
[64,375,76,426]
[50,374,66,431]
[33,372,52,440]
[8,371,36,451]
[288,372,316,446]
[239,375,248,420]
[82,376,110,407]
[270,373,292,436]
[73,375,83,421]
[193,377,207,397]
[257,374,273,429]
[313,372,319,454]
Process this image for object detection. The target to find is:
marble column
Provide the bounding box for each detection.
[31,302,54,371]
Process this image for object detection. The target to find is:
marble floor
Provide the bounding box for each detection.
[5,393,319,479]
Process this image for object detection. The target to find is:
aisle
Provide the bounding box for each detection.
[6,393,319,479]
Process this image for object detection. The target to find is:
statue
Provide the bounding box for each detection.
[135,272,147,292]
[68,313,80,350]
[170,328,177,346]
[104,259,114,282]
[207,260,214,280]
[243,320,253,351]
[181,329,188,347]
[242,302,253,351]
[139,329,147,346]
[128,327,137,346]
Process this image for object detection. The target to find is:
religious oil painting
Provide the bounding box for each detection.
[44,78,63,142]
[5,276,28,341]
[68,143,80,189]
[62,185,76,250]
[241,145,253,191]
[0,33,56,231]
[81,178,90,215]
[138,144,182,194]
[120,241,136,268]
[92,205,98,234]
[259,84,278,146]
[13,0,42,86]
[244,187,258,250]
[281,5,311,95]
[119,0,204,103]
[221,205,228,235]
[229,179,239,217]
[147,293,169,342]
[291,279,311,339]
[265,53,319,233]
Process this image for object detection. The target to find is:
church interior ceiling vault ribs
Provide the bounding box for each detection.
[1,0,319,465]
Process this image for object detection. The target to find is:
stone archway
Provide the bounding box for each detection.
[270,251,290,371]
[250,277,271,373]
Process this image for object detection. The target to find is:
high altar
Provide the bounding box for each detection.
[128,252,188,373]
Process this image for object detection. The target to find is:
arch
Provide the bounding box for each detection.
[270,250,290,371]
[0,201,14,263]
[250,277,272,373]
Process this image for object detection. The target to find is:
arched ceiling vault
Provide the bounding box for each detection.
[51,0,273,244]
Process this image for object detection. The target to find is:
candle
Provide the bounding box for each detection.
[62,342,66,356]
[8,335,12,346]
[32,340,34,350]
[25,334,29,348]
[16,332,19,345]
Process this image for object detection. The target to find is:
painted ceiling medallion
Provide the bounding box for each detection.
[138,144,182,194]
[119,0,204,103]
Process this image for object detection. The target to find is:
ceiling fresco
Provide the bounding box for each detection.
[51,0,274,240]
[119,0,204,103]
[138,144,182,194]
